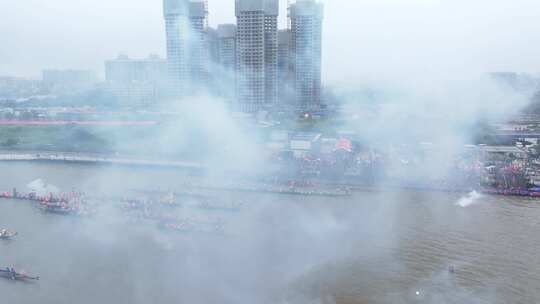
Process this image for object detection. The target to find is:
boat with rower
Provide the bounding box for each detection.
[0,267,39,281]
[39,201,95,217]
[159,217,225,234]
[189,200,244,212]
[0,229,17,240]
[121,194,182,211]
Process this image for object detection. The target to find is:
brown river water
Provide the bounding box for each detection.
[0,162,539,304]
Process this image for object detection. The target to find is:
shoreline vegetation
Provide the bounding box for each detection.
[0,124,214,161]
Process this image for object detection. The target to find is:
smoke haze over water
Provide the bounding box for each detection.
[5,161,531,304]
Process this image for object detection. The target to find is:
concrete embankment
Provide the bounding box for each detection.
[0,151,204,170]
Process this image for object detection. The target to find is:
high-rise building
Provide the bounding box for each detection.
[217,24,237,73]
[163,0,190,97]
[163,0,209,97]
[206,26,220,94]
[207,27,220,67]
[216,24,237,100]
[289,0,324,111]
[278,29,293,107]
[202,0,209,29]
[235,0,279,113]
[189,1,209,92]
[264,2,279,110]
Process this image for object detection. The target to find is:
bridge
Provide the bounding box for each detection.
[0,151,204,170]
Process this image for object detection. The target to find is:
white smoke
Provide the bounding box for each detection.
[26,178,60,196]
[455,190,483,208]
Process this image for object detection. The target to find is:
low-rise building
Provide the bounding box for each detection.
[105,55,168,108]
[289,132,322,157]
[42,69,97,93]
[0,77,48,100]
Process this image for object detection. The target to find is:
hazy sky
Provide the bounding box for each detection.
[1,0,539,83]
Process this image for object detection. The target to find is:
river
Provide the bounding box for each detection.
[0,162,539,304]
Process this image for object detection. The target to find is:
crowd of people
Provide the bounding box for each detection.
[276,142,540,197]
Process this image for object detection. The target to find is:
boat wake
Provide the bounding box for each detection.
[455,191,483,208]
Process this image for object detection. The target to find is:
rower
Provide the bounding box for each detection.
[7,267,15,280]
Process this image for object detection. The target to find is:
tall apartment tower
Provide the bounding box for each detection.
[235,0,279,113]
[289,0,324,110]
[163,0,208,97]
[278,29,293,106]
[189,1,209,92]
[217,24,237,101]
[163,0,190,97]
[217,24,237,73]
[207,27,220,70]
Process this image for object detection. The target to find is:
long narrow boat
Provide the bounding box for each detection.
[0,268,39,281]
[159,217,226,235]
[188,201,244,212]
[190,183,352,197]
[0,231,17,240]
[39,201,96,217]
[129,189,211,199]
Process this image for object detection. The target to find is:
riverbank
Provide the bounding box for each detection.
[346,184,540,198]
[1,153,539,199]
[0,151,203,170]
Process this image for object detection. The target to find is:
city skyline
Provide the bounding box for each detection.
[2,0,540,84]
[159,0,323,112]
